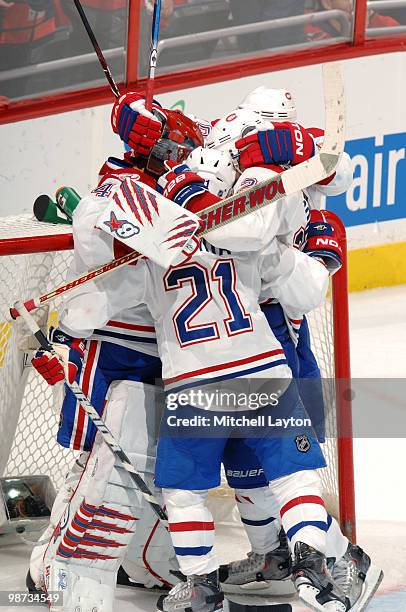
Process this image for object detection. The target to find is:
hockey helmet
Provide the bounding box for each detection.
[186,147,237,198]
[147,109,204,177]
[239,87,297,122]
[205,108,264,159]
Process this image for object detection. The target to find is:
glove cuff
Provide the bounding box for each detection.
[49,327,75,345]
[49,327,86,355]
[172,183,207,207]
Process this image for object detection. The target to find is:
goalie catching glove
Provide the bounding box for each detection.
[111,92,166,157]
[31,327,85,385]
[236,122,315,169]
[303,210,342,275]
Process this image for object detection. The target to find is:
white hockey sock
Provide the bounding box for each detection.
[163,488,218,576]
[270,470,328,555]
[326,515,349,561]
[234,486,280,554]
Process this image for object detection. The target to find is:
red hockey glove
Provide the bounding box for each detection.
[157,160,208,207]
[31,327,85,386]
[236,122,315,169]
[111,92,166,157]
[303,210,342,275]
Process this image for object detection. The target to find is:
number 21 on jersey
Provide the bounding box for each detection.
[164,259,253,347]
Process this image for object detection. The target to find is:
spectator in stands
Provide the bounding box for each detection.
[229,0,306,54]
[0,0,56,99]
[368,0,405,27]
[60,0,128,56]
[138,0,229,73]
[38,0,130,93]
[306,0,399,41]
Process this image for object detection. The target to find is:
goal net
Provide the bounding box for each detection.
[0,214,355,541]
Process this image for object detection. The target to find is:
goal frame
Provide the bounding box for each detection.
[325,210,356,543]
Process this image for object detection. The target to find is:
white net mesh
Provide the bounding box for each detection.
[0,216,77,491]
[308,301,339,518]
[0,216,344,522]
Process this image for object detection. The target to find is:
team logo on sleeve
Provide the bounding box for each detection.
[104,211,140,239]
[240,177,258,189]
[295,434,311,453]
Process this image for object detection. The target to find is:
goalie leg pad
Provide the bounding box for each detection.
[29,452,88,591]
[120,383,181,589]
[122,493,180,589]
[43,380,162,611]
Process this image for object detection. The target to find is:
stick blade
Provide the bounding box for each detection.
[282,61,345,195]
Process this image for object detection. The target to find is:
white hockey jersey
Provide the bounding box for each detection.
[62,199,158,357]
[91,308,158,357]
[59,189,328,402]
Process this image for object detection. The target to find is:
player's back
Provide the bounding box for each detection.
[142,239,291,397]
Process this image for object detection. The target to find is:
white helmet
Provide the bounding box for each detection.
[239,87,297,122]
[186,147,236,198]
[205,108,264,159]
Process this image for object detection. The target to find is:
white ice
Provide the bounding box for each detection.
[0,285,405,611]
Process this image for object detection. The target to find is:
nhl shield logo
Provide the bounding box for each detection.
[295,434,311,453]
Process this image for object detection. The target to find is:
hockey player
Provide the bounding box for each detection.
[28,301,178,593]
[186,93,382,609]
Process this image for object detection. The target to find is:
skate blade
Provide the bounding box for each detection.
[222,578,295,597]
[352,565,384,611]
[298,584,348,611]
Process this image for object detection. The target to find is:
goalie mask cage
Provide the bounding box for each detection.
[0,213,356,542]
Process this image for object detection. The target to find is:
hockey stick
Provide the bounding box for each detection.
[73,0,120,98]
[145,0,162,110]
[15,300,169,526]
[10,62,344,320]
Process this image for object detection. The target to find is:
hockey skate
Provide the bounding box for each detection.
[292,542,350,611]
[219,531,295,597]
[156,570,224,611]
[331,544,383,611]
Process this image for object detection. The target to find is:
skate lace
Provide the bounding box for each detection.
[333,557,358,596]
[166,577,194,603]
[229,552,265,575]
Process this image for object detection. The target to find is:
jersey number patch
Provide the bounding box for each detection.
[164,260,253,346]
